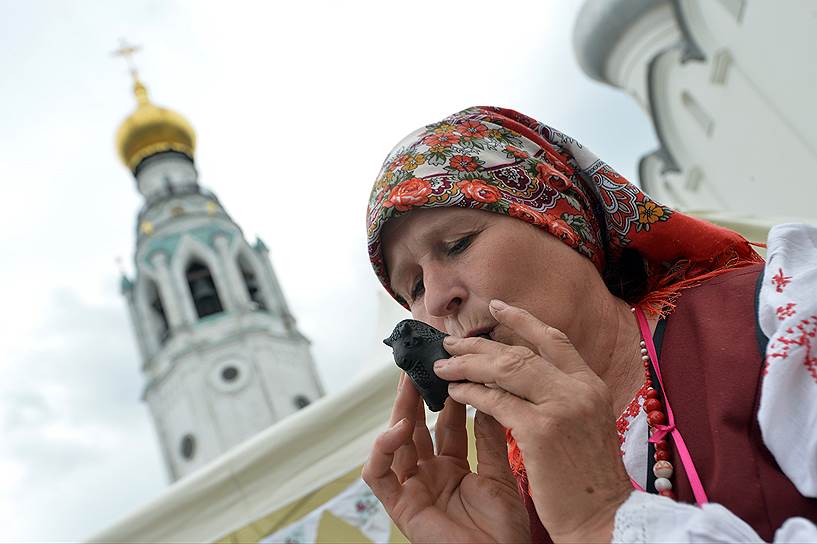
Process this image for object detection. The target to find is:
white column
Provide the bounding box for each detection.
[151,252,188,329]
[123,288,150,361]
[254,244,294,327]
[213,234,250,311]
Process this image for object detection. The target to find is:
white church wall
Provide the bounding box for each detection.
[146,361,224,480]
[647,29,817,216]
[140,306,324,481]
[680,0,817,150]
[254,337,323,418]
[204,354,278,451]
[576,0,817,222]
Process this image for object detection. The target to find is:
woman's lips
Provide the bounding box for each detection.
[465,326,495,340]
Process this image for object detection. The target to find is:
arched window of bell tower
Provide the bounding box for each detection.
[237,253,267,311]
[186,260,224,318]
[146,281,170,345]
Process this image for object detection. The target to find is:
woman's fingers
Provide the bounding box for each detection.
[435,346,556,404]
[446,381,524,431]
[389,373,415,424]
[473,410,517,487]
[361,417,412,510]
[413,396,434,460]
[489,299,593,378]
[434,396,467,458]
[391,373,421,481]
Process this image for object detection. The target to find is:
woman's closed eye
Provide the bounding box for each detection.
[446,233,475,256]
[407,233,478,303]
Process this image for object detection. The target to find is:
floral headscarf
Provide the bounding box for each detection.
[366,106,763,315]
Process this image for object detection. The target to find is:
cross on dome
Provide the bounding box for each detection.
[112,38,142,83]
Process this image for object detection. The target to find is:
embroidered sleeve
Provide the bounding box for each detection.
[758,223,817,497]
[613,490,817,543]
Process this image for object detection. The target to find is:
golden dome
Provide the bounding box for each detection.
[115,80,196,171]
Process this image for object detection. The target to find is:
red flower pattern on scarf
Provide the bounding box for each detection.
[457,179,501,203]
[549,219,580,246]
[449,154,479,172]
[458,120,489,139]
[508,202,546,226]
[423,133,460,147]
[536,161,572,191]
[383,178,432,212]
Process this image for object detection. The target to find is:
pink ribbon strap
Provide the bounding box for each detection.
[635,307,710,506]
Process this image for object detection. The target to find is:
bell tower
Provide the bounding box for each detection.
[114,43,324,481]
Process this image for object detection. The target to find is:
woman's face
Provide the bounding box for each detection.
[381,207,605,350]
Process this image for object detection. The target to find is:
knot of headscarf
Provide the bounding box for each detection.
[366,106,763,480]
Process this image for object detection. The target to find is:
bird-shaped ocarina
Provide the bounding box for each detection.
[383,319,451,412]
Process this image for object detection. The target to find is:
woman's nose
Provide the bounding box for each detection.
[422,268,466,318]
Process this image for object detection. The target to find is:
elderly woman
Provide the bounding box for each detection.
[361,107,817,543]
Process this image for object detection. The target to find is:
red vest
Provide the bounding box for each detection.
[521,265,817,542]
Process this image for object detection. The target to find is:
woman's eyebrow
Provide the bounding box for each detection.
[418,219,477,246]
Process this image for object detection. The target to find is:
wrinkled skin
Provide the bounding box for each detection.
[364,376,530,543]
[362,207,654,543]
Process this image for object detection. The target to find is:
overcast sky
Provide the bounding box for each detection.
[0,0,657,541]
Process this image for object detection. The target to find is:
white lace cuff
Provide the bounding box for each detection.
[612,491,766,543]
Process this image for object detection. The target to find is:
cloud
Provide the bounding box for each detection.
[0,289,166,542]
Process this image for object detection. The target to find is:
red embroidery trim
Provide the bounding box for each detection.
[772,268,793,293]
[766,315,817,383]
[776,302,797,320]
[615,382,648,450]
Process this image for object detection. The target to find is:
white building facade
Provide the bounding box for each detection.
[117,79,324,482]
[574,0,817,228]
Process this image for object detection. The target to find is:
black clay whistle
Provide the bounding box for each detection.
[383,319,451,412]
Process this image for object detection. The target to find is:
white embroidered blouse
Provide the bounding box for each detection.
[612,223,817,543]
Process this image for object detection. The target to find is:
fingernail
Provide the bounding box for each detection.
[489,299,509,313]
[443,335,457,346]
[433,359,447,371]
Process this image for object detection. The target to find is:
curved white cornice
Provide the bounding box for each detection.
[573,0,670,83]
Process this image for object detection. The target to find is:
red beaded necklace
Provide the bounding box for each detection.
[638,334,676,499]
[615,310,675,497]
[617,307,710,503]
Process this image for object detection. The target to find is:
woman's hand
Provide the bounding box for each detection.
[362,372,530,543]
[434,300,632,543]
